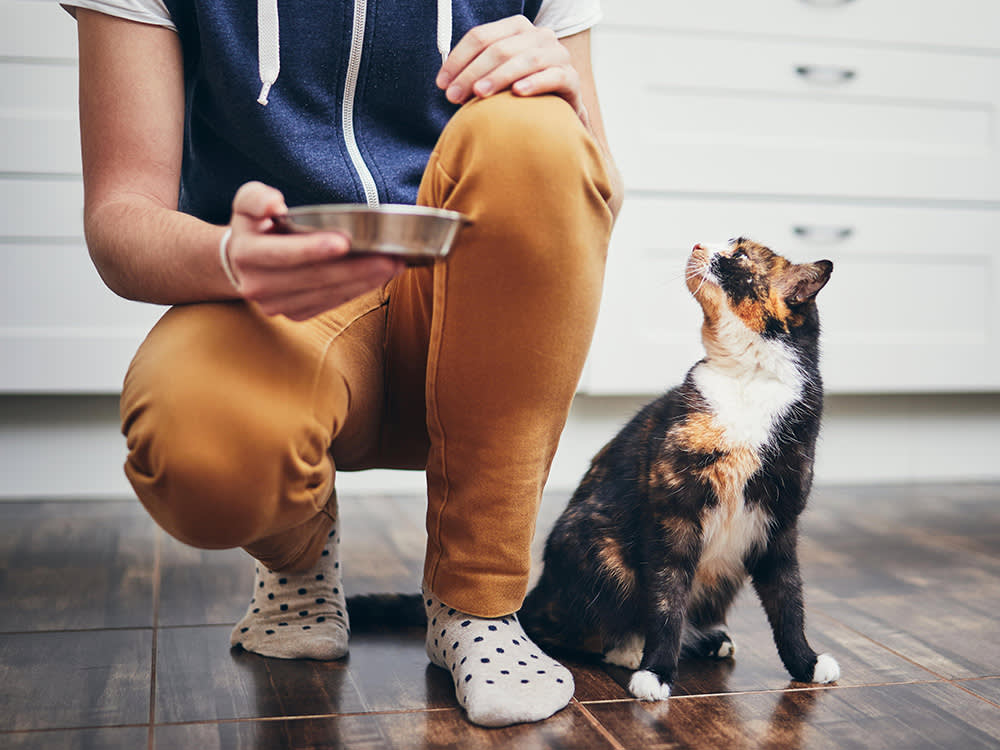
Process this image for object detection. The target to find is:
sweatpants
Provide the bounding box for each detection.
[119,91,614,618]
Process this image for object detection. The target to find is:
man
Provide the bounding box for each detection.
[65,0,621,727]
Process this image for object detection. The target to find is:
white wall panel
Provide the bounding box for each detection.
[0,0,161,393]
[0,1,78,60]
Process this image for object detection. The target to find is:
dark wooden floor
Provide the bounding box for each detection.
[1,482,999,749]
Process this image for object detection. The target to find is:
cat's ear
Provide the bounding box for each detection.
[784,260,833,306]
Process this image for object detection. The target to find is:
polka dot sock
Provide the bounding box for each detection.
[424,590,575,727]
[230,529,349,660]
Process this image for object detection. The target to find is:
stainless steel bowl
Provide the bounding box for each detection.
[274,204,470,265]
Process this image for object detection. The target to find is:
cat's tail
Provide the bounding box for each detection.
[345,589,550,637]
[519,585,567,651]
[345,593,426,631]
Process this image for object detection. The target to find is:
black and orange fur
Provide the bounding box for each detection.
[519,238,838,700]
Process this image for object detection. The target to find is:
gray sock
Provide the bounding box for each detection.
[424,589,575,727]
[230,525,349,660]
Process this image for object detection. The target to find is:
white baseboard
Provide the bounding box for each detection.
[1,393,999,500]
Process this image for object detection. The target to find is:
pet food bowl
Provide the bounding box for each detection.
[273,204,469,265]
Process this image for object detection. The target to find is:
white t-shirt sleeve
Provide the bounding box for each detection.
[534,0,602,38]
[60,0,176,30]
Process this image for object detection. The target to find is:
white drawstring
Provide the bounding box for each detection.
[436,0,452,63]
[257,0,280,105]
[256,0,452,104]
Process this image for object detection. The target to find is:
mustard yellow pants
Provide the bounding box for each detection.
[120,92,614,617]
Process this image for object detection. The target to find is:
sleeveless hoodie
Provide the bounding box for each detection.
[161,0,545,224]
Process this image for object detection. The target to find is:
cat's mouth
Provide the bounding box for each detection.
[686,244,717,296]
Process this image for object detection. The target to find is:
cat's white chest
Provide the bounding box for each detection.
[692,360,801,450]
[692,501,771,601]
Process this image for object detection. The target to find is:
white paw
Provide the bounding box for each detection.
[811,653,840,684]
[715,639,736,659]
[604,633,644,670]
[628,670,672,701]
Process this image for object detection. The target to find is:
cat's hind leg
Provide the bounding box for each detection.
[682,624,735,660]
[682,575,742,659]
[603,632,644,670]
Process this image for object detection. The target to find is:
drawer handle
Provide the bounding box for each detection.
[799,0,856,6]
[793,225,854,243]
[795,65,857,85]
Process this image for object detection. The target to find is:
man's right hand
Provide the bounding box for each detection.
[225,182,404,321]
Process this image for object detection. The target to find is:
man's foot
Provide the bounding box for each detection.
[424,590,575,727]
[230,524,349,660]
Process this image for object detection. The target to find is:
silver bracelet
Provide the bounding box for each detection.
[218,227,241,292]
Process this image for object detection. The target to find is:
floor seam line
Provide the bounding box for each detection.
[947,679,1000,709]
[811,608,955,681]
[148,527,162,750]
[574,700,628,750]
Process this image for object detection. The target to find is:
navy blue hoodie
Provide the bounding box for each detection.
[161,0,545,224]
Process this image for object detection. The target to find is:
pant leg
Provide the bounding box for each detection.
[406,92,614,616]
[120,289,390,572]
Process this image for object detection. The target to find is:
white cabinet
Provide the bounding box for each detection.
[585,1,1000,395]
[3,0,1000,395]
[0,0,164,392]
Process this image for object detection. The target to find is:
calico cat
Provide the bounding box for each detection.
[519,237,838,701]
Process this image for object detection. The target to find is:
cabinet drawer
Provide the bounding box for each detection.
[584,198,1000,394]
[602,0,1000,52]
[594,30,1000,202]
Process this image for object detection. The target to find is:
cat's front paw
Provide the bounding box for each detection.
[628,670,672,701]
[811,653,840,684]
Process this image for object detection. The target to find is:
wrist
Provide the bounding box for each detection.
[218,226,242,292]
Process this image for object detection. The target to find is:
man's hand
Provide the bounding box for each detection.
[437,15,588,125]
[226,182,404,321]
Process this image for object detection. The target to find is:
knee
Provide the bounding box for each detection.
[121,377,332,551]
[431,93,613,282]
[440,92,611,199]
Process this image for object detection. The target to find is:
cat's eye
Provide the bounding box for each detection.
[731,248,748,259]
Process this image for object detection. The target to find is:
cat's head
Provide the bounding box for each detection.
[686,237,833,341]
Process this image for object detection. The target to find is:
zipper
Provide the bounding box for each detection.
[343,0,380,206]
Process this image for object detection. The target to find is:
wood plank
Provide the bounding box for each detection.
[154,703,616,750]
[0,727,149,750]
[0,500,156,631]
[587,683,1000,750]
[0,629,151,731]
[156,540,254,628]
[154,625,367,723]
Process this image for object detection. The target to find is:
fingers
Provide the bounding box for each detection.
[228,180,352,277]
[232,228,350,270]
[249,256,404,320]
[436,16,530,94]
[438,16,580,112]
[225,180,404,320]
[511,62,581,105]
[231,181,287,230]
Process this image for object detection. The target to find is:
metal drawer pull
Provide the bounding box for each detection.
[795,65,857,85]
[800,0,856,7]
[792,226,854,243]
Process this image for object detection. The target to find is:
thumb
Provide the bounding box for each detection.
[231,181,288,231]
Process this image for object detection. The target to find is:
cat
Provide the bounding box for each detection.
[518,237,838,701]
